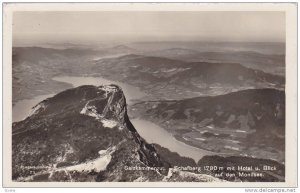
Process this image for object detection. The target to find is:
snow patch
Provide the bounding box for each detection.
[166,168,173,178]
[98,150,107,155]
[163,168,225,182]
[183,136,189,141]
[133,176,149,182]
[226,139,240,144]
[98,85,119,97]
[162,68,191,73]
[80,105,102,119]
[56,144,74,163]
[63,155,111,172]
[207,125,214,129]
[80,103,118,129]
[101,119,118,128]
[28,103,46,116]
[59,146,116,173]
[224,145,240,151]
[195,138,206,141]
[200,130,208,134]
[162,68,177,73]
[236,130,247,133]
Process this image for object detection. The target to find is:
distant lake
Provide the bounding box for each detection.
[52,76,146,104]
[12,94,54,122]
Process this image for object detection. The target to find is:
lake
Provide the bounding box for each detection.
[131,118,212,161]
[12,94,54,122]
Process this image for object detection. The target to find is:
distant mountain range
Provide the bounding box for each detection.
[146,48,285,76]
[129,41,285,55]
[93,54,284,100]
[130,88,285,163]
[13,46,285,103]
[96,54,284,86]
[12,47,95,103]
[12,46,135,103]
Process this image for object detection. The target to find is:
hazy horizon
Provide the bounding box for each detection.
[13,11,285,46]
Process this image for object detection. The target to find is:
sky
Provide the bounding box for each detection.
[13,11,285,45]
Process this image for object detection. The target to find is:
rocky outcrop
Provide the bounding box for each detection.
[12,84,222,182]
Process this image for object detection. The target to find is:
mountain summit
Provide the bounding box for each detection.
[12,85,223,182]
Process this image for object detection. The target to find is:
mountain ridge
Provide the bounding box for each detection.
[12,84,228,182]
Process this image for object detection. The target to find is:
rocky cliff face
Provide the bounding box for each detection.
[12,85,222,182]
